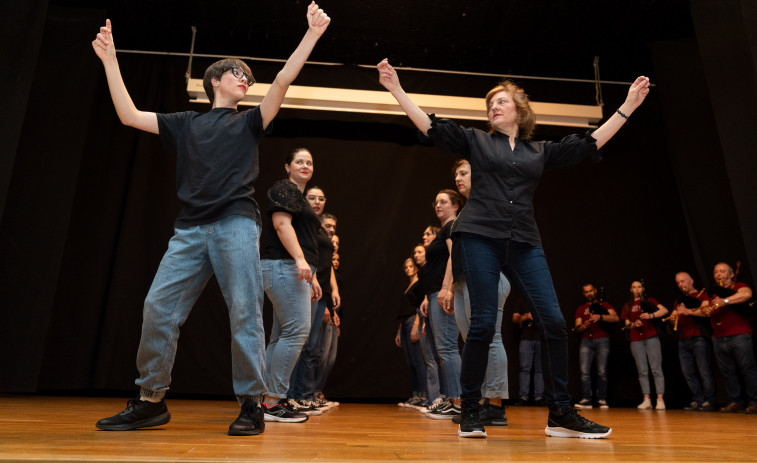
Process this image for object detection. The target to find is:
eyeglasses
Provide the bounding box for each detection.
[229,66,255,86]
[432,199,450,208]
[306,195,326,202]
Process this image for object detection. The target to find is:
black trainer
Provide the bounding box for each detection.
[481,400,508,426]
[229,400,265,436]
[96,398,170,431]
[545,409,611,439]
[263,399,309,423]
[453,400,507,426]
[458,408,487,438]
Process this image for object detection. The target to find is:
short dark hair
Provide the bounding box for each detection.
[202,59,253,105]
[321,212,337,224]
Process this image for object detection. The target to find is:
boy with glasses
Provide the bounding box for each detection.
[91,1,330,436]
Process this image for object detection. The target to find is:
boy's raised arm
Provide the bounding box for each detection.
[258,1,330,129]
[92,19,159,134]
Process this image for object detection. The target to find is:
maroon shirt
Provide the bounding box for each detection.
[575,301,614,339]
[711,282,753,338]
[675,290,709,338]
[622,297,661,342]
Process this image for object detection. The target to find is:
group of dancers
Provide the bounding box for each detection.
[90,0,661,439]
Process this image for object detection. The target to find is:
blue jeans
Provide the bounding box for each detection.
[454,275,510,399]
[679,336,716,404]
[400,315,427,396]
[262,259,313,399]
[519,339,544,400]
[316,321,338,394]
[288,298,327,400]
[713,334,757,406]
[136,215,266,402]
[427,290,462,399]
[417,313,441,401]
[579,337,610,401]
[458,234,570,414]
[630,337,665,395]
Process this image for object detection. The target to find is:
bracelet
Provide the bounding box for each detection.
[616,108,629,121]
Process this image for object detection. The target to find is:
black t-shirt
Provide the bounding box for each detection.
[420,221,452,296]
[421,115,600,246]
[315,227,334,298]
[157,106,271,227]
[261,179,320,267]
[398,280,424,319]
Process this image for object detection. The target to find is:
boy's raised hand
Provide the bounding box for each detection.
[92,19,115,62]
[307,1,330,36]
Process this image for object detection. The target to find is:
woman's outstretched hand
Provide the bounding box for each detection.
[378,59,400,92]
[625,76,651,110]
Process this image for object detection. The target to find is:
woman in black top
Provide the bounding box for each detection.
[379,58,650,438]
[395,257,427,408]
[288,186,340,407]
[419,189,465,419]
[261,147,322,422]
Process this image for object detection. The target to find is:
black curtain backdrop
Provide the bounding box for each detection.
[1,2,755,407]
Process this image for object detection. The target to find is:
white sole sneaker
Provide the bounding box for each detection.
[545,426,612,439]
[458,427,487,438]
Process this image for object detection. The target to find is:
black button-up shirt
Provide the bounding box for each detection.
[422,115,602,246]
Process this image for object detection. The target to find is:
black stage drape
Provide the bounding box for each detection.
[1,1,755,406]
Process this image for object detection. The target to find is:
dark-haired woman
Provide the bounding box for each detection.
[621,280,668,410]
[288,186,340,410]
[419,189,465,420]
[413,242,442,408]
[378,58,650,438]
[396,257,427,408]
[261,148,322,422]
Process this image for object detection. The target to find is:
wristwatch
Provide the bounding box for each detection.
[724,298,730,305]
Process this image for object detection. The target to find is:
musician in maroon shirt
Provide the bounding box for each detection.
[621,280,668,410]
[703,262,757,413]
[668,272,716,411]
[573,284,618,409]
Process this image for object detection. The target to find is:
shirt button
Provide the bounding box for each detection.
[510,201,513,204]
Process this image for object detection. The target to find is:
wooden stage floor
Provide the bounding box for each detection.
[0,395,754,462]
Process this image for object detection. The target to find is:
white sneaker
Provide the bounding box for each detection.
[655,399,666,410]
[637,398,652,410]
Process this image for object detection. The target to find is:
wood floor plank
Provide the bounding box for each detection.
[0,395,754,462]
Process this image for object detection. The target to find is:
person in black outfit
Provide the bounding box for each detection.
[396,257,427,408]
[378,58,650,438]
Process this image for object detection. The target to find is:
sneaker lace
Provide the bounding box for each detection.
[427,398,446,412]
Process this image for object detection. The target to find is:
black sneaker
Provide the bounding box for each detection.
[453,401,507,426]
[228,400,265,436]
[263,399,308,423]
[289,399,323,416]
[426,401,461,420]
[545,409,612,439]
[96,398,170,431]
[458,408,487,438]
[481,400,508,426]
